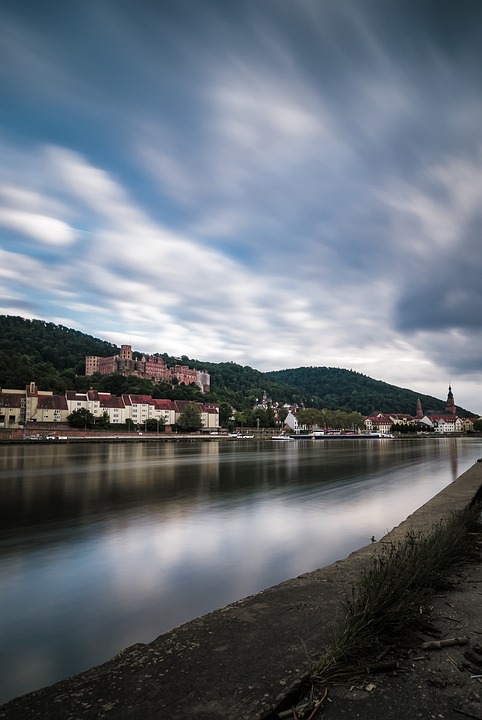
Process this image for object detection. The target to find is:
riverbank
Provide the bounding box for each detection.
[1,430,479,445]
[1,458,481,719]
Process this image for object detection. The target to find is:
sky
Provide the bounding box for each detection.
[1,0,481,414]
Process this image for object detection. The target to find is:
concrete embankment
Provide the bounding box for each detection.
[1,462,482,720]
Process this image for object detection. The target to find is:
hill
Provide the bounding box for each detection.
[265,366,472,416]
[0,315,474,416]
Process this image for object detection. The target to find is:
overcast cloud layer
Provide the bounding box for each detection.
[1,0,481,413]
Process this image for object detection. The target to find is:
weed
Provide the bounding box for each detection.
[312,504,481,681]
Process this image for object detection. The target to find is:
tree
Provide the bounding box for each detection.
[297,408,324,429]
[96,411,111,430]
[277,407,289,422]
[98,373,129,395]
[145,417,165,433]
[265,407,276,428]
[252,408,276,428]
[177,403,203,432]
[67,407,95,429]
[219,402,233,427]
[472,418,482,432]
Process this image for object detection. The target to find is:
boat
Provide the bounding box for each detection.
[271,435,294,441]
[289,433,313,440]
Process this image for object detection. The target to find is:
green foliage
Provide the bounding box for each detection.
[145,417,165,432]
[392,422,434,434]
[473,418,482,432]
[296,408,365,430]
[218,401,233,426]
[266,366,474,417]
[0,315,118,390]
[235,407,276,429]
[296,408,323,428]
[67,407,95,428]
[177,403,203,432]
[96,411,111,430]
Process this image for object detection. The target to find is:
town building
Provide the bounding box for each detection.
[0,383,70,427]
[364,386,475,434]
[0,383,219,432]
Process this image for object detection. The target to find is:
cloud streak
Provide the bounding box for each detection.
[0,0,481,412]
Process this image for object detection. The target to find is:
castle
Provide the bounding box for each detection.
[85,345,210,392]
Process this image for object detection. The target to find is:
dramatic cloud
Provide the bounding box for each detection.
[1,0,481,411]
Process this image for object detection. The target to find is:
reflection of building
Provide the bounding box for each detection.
[85,345,210,392]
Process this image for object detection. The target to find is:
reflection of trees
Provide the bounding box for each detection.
[445,438,458,482]
[0,443,222,546]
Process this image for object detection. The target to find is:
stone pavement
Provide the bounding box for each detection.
[1,461,481,720]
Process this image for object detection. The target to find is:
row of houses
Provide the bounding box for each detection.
[363,388,478,434]
[0,383,220,431]
[365,412,475,434]
[1,382,477,435]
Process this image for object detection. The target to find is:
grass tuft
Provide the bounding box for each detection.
[312,505,481,681]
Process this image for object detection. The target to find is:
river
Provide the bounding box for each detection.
[0,436,481,704]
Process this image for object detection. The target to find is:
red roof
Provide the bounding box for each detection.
[37,395,68,410]
[153,399,176,410]
[0,393,23,408]
[99,395,124,409]
[125,394,154,405]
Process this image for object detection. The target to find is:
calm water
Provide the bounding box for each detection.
[0,436,481,703]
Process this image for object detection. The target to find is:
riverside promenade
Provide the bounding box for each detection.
[1,462,482,720]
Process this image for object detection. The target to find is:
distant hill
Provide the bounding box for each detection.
[0,315,475,415]
[266,366,474,417]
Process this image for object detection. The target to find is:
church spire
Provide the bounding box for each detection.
[415,398,423,419]
[445,385,456,415]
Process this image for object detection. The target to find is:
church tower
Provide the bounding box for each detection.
[415,398,423,419]
[445,385,456,415]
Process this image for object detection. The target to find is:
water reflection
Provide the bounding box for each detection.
[0,437,480,703]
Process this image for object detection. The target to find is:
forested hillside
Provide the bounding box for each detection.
[266,366,469,416]
[0,315,300,406]
[0,315,119,393]
[0,315,473,415]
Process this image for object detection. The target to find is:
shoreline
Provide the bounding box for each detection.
[1,432,478,445]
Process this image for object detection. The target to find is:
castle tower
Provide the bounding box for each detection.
[120,345,132,361]
[445,385,456,415]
